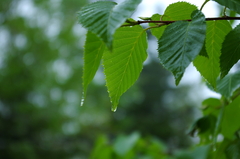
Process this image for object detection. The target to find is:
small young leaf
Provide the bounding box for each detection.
[216,71,240,99]
[122,18,137,27]
[158,10,206,85]
[149,14,166,39]
[103,25,148,111]
[188,115,216,138]
[221,96,240,139]
[194,21,232,88]
[82,31,105,105]
[202,98,221,117]
[78,0,142,50]
[213,0,240,14]
[220,24,240,78]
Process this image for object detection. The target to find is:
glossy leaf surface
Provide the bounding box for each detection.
[220,24,240,78]
[158,10,206,85]
[78,0,142,50]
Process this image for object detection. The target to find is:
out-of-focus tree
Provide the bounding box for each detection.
[0,0,92,158]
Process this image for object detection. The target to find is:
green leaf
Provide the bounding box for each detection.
[220,24,240,78]
[103,25,148,111]
[78,1,115,49]
[78,0,142,50]
[113,132,140,156]
[81,31,105,106]
[213,0,240,14]
[163,2,197,20]
[221,96,240,139]
[202,98,221,107]
[194,21,232,88]
[188,115,216,138]
[216,71,240,99]
[158,10,206,85]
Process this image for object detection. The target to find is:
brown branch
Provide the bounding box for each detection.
[137,16,240,25]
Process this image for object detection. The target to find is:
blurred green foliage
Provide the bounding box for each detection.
[0,0,202,158]
[90,132,210,159]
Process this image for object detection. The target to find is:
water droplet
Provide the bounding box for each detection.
[80,98,84,106]
[80,92,85,106]
[111,107,117,112]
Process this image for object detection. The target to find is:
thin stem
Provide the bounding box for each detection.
[213,98,226,150]
[223,7,227,17]
[121,23,139,27]
[160,15,164,21]
[200,0,210,11]
[144,23,167,31]
[137,16,240,25]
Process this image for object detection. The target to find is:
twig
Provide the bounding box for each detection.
[137,16,240,25]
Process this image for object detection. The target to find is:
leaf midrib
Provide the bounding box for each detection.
[180,22,191,72]
[114,30,145,100]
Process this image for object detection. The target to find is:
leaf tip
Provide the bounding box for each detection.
[106,38,114,52]
[175,79,181,86]
[174,73,183,86]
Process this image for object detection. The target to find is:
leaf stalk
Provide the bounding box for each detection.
[200,0,210,11]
